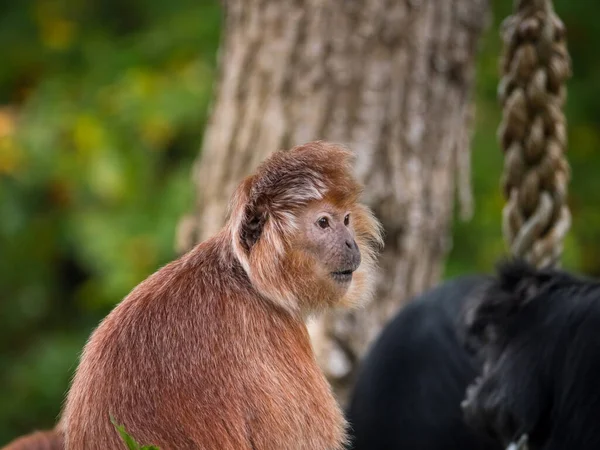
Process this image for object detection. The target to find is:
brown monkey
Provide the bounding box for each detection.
[60,141,383,449]
[1,429,63,450]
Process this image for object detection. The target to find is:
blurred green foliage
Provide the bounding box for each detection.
[0,0,598,445]
[447,1,600,278]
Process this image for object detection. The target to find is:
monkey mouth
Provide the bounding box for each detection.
[331,270,354,284]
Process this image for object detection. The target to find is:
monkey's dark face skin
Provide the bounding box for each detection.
[301,201,361,288]
[461,260,600,450]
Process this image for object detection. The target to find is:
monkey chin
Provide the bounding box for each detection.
[335,268,374,310]
[329,272,353,301]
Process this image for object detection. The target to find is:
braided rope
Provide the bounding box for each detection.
[499,0,572,268]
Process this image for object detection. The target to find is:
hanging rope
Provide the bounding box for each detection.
[498,0,572,268]
[499,2,571,449]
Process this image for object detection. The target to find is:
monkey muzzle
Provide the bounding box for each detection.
[331,239,361,284]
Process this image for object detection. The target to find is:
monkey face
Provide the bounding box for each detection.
[274,196,380,313]
[299,201,362,290]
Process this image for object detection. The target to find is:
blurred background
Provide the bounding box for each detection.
[0,0,598,444]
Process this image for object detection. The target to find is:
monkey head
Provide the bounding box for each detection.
[298,200,362,285]
[461,260,600,449]
[228,141,383,315]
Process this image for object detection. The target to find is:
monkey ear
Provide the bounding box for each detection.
[240,206,268,252]
[228,175,268,253]
[229,175,261,256]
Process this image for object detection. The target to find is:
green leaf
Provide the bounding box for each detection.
[111,415,160,450]
[110,415,162,449]
[110,415,141,450]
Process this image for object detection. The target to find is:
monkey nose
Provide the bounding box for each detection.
[346,240,361,271]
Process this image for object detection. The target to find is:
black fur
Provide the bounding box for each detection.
[463,260,600,450]
[347,260,600,450]
[346,275,500,450]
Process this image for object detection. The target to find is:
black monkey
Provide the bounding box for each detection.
[348,260,600,450]
[346,274,501,450]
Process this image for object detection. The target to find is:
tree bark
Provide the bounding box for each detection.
[178,0,489,404]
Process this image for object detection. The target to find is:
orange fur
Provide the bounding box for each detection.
[58,141,383,449]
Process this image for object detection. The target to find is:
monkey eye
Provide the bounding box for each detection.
[317,217,330,229]
[344,214,350,226]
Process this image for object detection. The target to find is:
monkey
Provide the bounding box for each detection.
[347,259,600,450]
[462,260,600,450]
[1,429,63,450]
[346,275,501,450]
[56,141,383,449]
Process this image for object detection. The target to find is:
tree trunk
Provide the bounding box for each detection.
[178,0,489,404]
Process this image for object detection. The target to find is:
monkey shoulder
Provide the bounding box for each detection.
[64,236,345,448]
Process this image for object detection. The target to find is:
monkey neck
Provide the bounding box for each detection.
[187,231,307,323]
